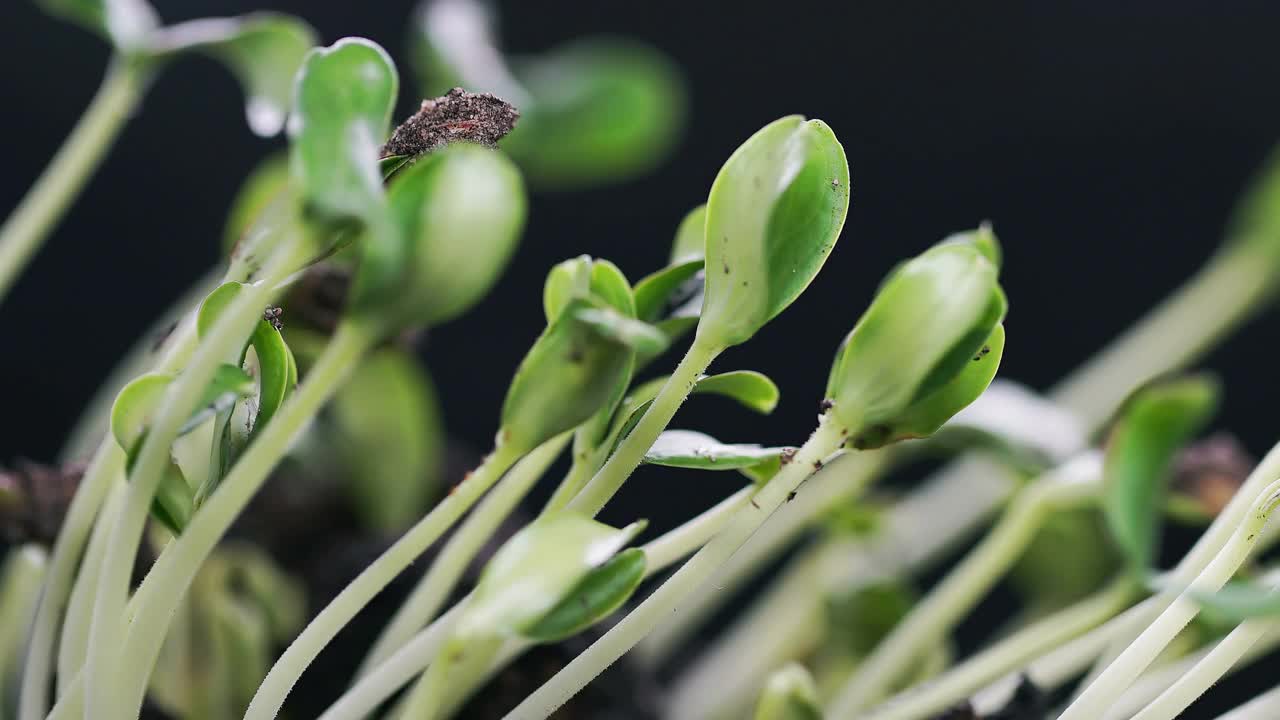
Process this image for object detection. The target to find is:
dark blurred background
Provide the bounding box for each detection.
[4,2,1280,716]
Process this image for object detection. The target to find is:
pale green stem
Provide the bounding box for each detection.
[1130,609,1280,720]
[357,434,570,678]
[0,61,147,305]
[45,324,371,720]
[667,543,828,720]
[567,338,722,517]
[1049,243,1272,427]
[828,452,1103,714]
[55,482,125,694]
[17,441,122,720]
[243,439,525,720]
[1213,681,1280,720]
[317,602,467,720]
[0,546,47,707]
[21,220,292,720]
[327,486,748,720]
[1075,438,1280,700]
[1101,619,1280,720]
[1058,476,1280,720]
[859,578,1135,720]
[82,235,307,720]
[541,451,597,515]
[504,415,849,719]
[638,448,895,665]
[638,485,755,571]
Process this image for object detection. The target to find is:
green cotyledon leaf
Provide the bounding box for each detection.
[698,115,850,349]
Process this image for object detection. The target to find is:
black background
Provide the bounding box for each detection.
[4,2,1280,717]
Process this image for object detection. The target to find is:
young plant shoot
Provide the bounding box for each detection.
[13,5,1280,720]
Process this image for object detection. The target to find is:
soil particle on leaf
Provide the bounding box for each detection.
[381,88,520,159]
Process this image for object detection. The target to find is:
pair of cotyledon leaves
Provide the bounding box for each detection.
[109,282,298,533]
[41,0,315,137]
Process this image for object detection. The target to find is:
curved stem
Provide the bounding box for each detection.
[0,60,147,305]
[82,235,306,719]
[638,449,891,665]
[829,452,1103,714]
[567,338,721,517]
[17,440,122,720]
[55,482,125,694]
[243,439,524,720]
[326,484,753,720]
[861,578,1135,720]
[504,415,852,719]
[1059,476,1280,720]
[357,434,569,678]
[1130,612,1279,720]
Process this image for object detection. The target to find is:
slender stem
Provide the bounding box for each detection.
[243,439,524,720]
[541,452,597,515]
[17,441,122,720]
[357,434,569,678]
[82,236,306,720]
[1059,476,1280,720]
[0,60,147,304]
[567,338,721,517]
[504,415,849,719]
[829,452,1104,714]
[1076,439,1280,697]
[1101,618,1280,720]
[55,482,125,694]
[641,448,906,671]
[1049,244,1271,428]
[0,545,47,705]
[1130,612,1278,720]
[639,484,755,572]
[317,602,468,720]
[1213,681,1280,720]
[332,485,755,720]
[667,541,828,720]
[860,579,1135,720]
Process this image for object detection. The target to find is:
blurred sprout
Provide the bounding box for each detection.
[149,545,304,720]
[825,580,916,657]
[698,116,851,350]
[411,0,685,188]
[0,545,47,711]
[753,663,823,720]
[329,348,445,532]
[223,153,289,256]
[377,143,526,331]
[1102,374,1220,575]
[1225,145,1280,268]
[502,258,659,454]
[826,231,1006,447]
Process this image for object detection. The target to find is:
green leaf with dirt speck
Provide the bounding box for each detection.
[1103,374,1219,575]
[826,233,1005,439]
[523,548,647,642]
[699,115,851,349]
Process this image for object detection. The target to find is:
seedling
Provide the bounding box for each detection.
[8,4,1280,720]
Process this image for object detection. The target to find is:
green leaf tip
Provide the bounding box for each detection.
[699,115,851,349]
[753,663,822,720]
[1103,373,1220,575]
[826,233,1006,444]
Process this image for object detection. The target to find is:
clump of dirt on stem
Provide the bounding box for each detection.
[381,87,519,158]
